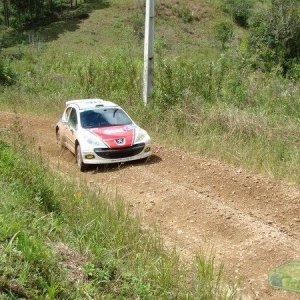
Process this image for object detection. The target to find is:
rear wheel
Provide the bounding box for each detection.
[76,144,86,172]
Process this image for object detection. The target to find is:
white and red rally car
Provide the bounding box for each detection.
[56,99,151,171]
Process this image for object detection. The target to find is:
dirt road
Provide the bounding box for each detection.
[1,112,299,299]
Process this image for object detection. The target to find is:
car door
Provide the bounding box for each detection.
[64,107,78,153]
[59,106,72,147]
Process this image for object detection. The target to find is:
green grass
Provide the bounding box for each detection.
[0,129,236,299]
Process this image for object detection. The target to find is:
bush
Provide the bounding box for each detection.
[0,57,17,85]
[222,0,254,27]
[287,60,300,80]
[248,0,300,74]
[173,5,197,23]
[0,27,27,48]
[214,21,233,50]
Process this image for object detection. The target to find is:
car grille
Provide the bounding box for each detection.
[94,143,145,159]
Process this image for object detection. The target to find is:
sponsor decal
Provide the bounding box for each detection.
[89,125,135,149]
[102,125,133,135]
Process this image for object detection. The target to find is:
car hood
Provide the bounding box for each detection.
[89,125,135,149]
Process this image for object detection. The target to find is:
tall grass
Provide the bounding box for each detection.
[195,254,236,299]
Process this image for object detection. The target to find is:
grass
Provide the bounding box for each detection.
[0,126,236,299]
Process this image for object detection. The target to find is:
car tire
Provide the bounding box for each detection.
[56,128,64,149]
[76,144,86,172]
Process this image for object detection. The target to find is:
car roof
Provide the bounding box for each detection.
[66,99,119,110]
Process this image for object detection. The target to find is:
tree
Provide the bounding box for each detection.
[10,0,45,26]
[2,0,84,29]
[248,0,300,73]
[3,0,9,27]
[70,0,78,9]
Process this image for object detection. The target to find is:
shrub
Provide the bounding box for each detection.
[0,57,17,85]
[248,0,300,74]
[287,60,300,80]
[214,21,233,50]
[173,5,197,23]
[222,0,254,27]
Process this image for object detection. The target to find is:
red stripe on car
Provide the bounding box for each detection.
[90,125,135,149]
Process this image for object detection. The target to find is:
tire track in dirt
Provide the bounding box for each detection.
[1,112,299,300]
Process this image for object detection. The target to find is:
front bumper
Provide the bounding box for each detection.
[81,143,152,165]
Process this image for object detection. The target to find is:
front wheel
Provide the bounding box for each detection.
[76,144,86,172]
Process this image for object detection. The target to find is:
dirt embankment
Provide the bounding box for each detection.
[1,112,299,300]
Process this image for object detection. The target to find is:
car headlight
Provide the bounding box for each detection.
[135,129,148,143]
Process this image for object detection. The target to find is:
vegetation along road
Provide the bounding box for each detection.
[1,112,299,300]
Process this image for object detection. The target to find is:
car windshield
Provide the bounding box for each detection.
[80,108,133,129]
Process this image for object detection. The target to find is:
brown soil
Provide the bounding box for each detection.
[1,112,300,300]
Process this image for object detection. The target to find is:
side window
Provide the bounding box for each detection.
[68,108,78,129]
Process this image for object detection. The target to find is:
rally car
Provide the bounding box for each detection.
[56,99,152,171]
